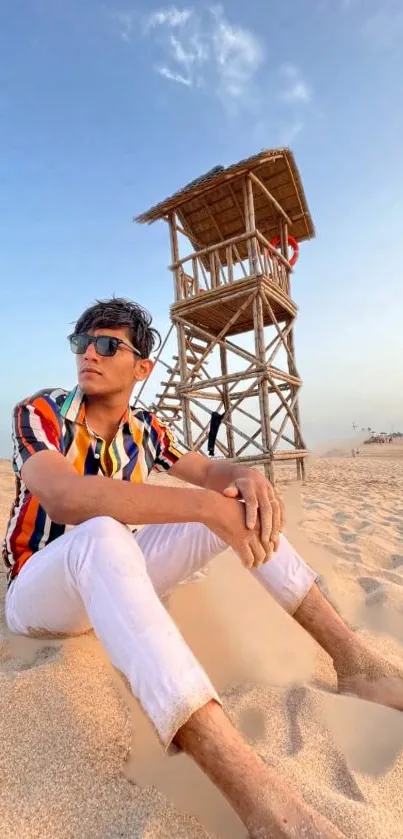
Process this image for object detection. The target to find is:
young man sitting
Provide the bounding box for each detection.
[3,298,401,839]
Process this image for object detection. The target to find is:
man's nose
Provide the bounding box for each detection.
[83,341,98,361]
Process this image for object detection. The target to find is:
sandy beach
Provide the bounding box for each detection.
[1,444,402,838]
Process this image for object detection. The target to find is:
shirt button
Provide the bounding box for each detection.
[94,453,100,459]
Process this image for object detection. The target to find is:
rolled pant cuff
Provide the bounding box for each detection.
[287,567,319,615]
[150,680,222,754]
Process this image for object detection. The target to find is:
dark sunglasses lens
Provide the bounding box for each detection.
[70,334,90,354]
[95,336,119,356]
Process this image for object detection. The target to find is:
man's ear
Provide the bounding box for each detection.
[134,358,154,382]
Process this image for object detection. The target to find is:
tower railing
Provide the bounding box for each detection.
[170,231,292,301]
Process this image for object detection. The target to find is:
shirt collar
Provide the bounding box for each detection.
[60,385,86,424]
[60,385,132,430]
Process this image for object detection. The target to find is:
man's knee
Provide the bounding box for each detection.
[68,516,145,579]
[75,515,133,543]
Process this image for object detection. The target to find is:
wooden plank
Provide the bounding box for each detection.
[173,354,210,365]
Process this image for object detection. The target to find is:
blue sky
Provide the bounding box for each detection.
[1,0,403,456]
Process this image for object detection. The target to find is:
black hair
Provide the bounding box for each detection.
[72,297,161,358]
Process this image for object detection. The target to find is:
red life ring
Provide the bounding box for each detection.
[269,235,300,267]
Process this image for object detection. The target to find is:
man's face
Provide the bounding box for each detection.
[76,326,153,398]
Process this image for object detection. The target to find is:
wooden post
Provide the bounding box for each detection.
[246,176,259,274]
[168,212,192,447]
[245,180,273,479]
[209,251,217,289]
[253,291,274,482]
[219,343,236,457]
[287,325,305,480]
[243,178,253,273]
[227,246,234,283]
[280,216,304,478]
[280,218,290,295]
[169,213,181,302]
[192,257,199,295]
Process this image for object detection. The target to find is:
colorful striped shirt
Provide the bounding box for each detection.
[3,386,183,582]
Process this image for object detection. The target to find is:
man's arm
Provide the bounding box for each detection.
[21,451,267,569]
[22,450,213,528]
[170,452,283,554]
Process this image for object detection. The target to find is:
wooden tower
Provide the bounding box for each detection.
[136,148,315,481]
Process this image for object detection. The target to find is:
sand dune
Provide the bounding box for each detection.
[0,446,402,838]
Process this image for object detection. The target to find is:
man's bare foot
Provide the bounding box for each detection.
[335,643,403,711]
[293,583,403,713]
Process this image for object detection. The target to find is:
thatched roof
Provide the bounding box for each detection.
[135,148,315,252]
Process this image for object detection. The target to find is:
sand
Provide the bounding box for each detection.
[0,444,403,838]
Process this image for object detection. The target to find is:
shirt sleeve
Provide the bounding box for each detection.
[12,395,62,472]
[151,415,183,472]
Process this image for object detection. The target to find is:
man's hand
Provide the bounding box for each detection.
[222,470,284,559]
[203,493,271,570]
[169,453,285,563]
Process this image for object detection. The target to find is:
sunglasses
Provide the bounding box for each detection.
[68,333,142,358]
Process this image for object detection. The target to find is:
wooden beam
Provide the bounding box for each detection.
[283,156,311,239]
[253,285,274,481]
[179,368,261,394]
[249,171,292,227]
[176,289,259,382]
[192,376,263,452]
[227,182,245,226]
[189,395,268,455]
[260,288,297,372]
[255,230,291,271]
[220,343,236,457]
[201,197,246,277]
[168,213,181,301]
[246,176,259,274]
[169,231,251,270]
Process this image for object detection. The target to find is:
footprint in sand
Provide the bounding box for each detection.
[18,644,62,670]
[357,520,372,531]
[284,685,307,756]
[390,554,403,570]
[357,577,387,606]
[333,512,351,525]
[339,529,358,545]
[3,640,62,673]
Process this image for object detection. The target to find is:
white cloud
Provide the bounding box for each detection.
[170,34,196,66]
[279,64,313,105]
[114,11,137,42]
[282,80,312,104]
[146,7,193,29]
[281,64,299,79]
[158,66,192,85]
[143,5,264,103]
[211,6,263,98]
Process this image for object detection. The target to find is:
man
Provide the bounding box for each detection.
[3,297,401,839]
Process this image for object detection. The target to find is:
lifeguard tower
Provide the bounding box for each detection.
[136,148,315,481]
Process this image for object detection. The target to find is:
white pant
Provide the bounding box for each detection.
[5,517,317,749]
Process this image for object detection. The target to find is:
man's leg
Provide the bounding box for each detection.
[5,516,343,837]
[6,517,220,747]
[137,522,402,710]
[254,535,403,710]
[135,520,225,597]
